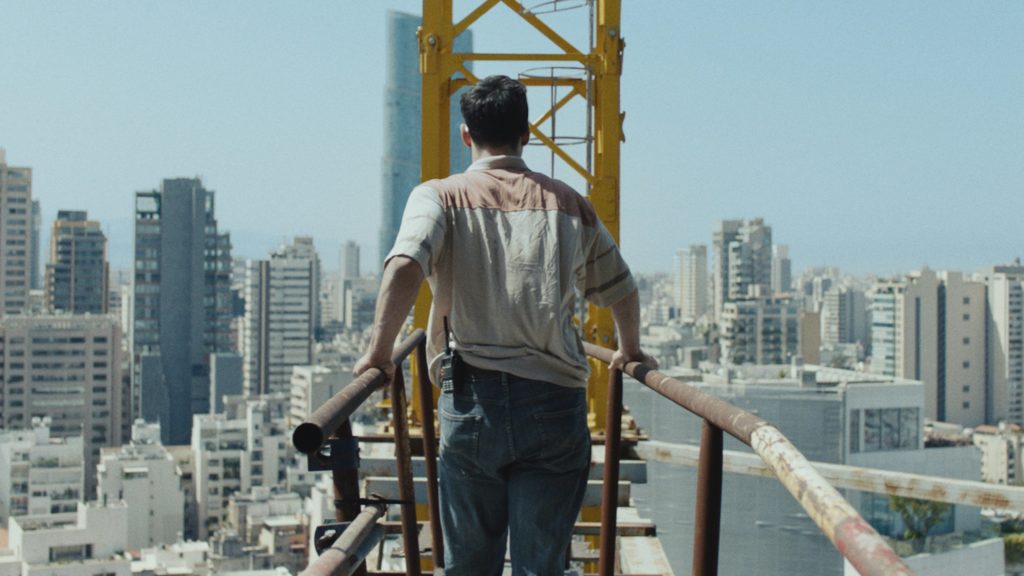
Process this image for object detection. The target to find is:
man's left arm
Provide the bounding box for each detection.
[353,256,425,379]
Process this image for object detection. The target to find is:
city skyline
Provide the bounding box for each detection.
[1,2,1021,277]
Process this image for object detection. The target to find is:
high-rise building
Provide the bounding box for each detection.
[30,199,41,290]
[771,244,792,294]
[820,285,869,349]
[0,149,33,316]
[676,245,708,321]
[0,315,124,498]
[985,260,1024,425]
[45,210,109,314]
[719,297,800,365]
[341,240,360,281]
[133,178,233,445]
[712,218,772,321]
[868,269,987,426]
[379,11,473,265]
[240,238,317,397]
[274,236,321,337]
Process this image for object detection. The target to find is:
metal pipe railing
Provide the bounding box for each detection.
[414,342,444,567]
[294,330,430,576]
[598,368,623,576]
[303,501,388,576]
[583,342,915,576]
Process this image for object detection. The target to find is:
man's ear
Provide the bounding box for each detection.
[460,124,473,149]
[520,130,530,147]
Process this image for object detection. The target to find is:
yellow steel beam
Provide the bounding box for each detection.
[532,84,582,129]
[418,1,624,442]
[499,0,585,56]
[453,0,501,38]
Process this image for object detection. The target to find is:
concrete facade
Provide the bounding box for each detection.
[6,502,131,576]
[0,151,33,317]
[191,395,292,539]
[0,421,83,524]
[676,245,708,320]
[241,239,316,397]
[45,210,108,315]
[712,218,772,321]
[719,297,800,365]
[986,261,1024,426]
[133,178,233,445]
[96,421,185,548]
[869,269,987,426]
[0,315,124,497]
[288,365,352,428]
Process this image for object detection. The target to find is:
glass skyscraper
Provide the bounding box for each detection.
[378,10,473,265]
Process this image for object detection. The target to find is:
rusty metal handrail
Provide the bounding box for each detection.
[584,342,914,576]
[294,330,431,576]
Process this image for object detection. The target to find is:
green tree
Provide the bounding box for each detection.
[888,495,951,552]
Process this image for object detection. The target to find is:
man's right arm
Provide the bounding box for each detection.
[608,288,658,371]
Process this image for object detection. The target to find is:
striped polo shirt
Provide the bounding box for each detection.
[386,155,636,388]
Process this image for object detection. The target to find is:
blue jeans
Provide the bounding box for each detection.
[439,370,591,575]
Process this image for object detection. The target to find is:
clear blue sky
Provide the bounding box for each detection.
[2,1,1021,276]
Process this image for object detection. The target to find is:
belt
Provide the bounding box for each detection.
[463,363,504,380]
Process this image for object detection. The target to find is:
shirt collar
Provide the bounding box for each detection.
[465,155,529,172]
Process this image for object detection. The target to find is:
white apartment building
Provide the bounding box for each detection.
[241,239,317,397]
[289,365,352,428]
[676,245,708,321]
[4,502,131,576]
[771,244,791,294]
[226,487,303,545]
[0,315,125,497]
[972,422,1023,485]
[0,420,83,524]
[712,218,772,321]
[192,396,292,539]
[719,297,800,365]
[820,285,869,351]
[986,261,1024,425]
[96,421,185,549]
[0,149,33,317]
[869,269,987,426]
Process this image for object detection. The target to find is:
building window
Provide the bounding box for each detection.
[963,401,970,410]
[963,337,970,345]
[963,297,971,305]
[963,313,970,321]
[862,408,919,452]
[963,361,970,369]
[964,385,971,393]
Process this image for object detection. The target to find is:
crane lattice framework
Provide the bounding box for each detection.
[414,0,625,433]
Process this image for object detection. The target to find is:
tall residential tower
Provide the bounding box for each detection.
[0,149,33,316]
[132,178,233,445]
[45,210,109,314]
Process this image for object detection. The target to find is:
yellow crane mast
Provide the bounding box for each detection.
[414,0,625,435]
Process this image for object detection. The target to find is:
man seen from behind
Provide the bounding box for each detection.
[355,74,657,575]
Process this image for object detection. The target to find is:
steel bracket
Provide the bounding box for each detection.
[306,437,360,472]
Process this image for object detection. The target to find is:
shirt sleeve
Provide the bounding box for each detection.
[580,219,637,307]
[385,185,446,277]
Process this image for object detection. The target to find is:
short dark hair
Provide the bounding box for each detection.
[460,75,529,150]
